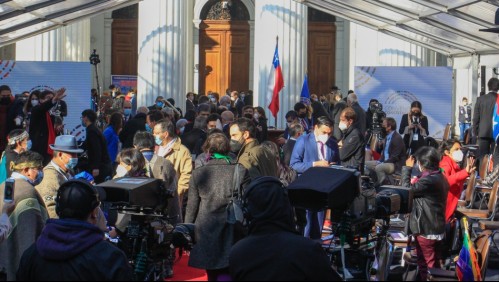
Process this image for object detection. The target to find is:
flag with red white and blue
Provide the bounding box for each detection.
[267,42,284,118]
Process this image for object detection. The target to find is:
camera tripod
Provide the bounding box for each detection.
[89,49,107,130]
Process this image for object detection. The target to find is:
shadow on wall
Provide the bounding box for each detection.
[378,49,424,66]
[261,4,302,31]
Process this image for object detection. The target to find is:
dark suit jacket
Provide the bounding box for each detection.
[332,101,347,140]
[473,91,498,138]
[186,99,195,112]
[119,113,146,149]
[82,124,112,182]
[234,99,245,117]
[282,138,297,166]
[181,128,206,155]
[378,131,406,172]
[351,102,367,134]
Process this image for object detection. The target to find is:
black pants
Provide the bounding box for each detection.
[477,138,499,168]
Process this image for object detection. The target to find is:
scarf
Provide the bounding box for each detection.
[210,153,231,164]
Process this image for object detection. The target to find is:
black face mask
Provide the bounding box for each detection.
[230,138,244,154]
[0,97,11,105]
[298,113,307,119]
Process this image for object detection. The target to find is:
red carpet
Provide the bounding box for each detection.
[166,251,208,281]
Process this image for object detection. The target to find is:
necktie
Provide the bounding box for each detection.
[319,141,325,160]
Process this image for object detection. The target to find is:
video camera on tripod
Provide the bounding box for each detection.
[96,177,192,281]
[369,102,386,141]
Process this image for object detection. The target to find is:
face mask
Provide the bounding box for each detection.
[254,113,260,120]
[317,134,329,144]
[156,102,164,108]
[115,165,128,177]
[179,127,185,135]
[230,97,236,102]
[451,150,464,163]
[26,140,32,151]
[338,122,348,131]
[210,97,216,103]
[412,111,421,116]
[155,135,163,146]
[124,109,132,116]
[32,171,43,186]
[0,97,11,105]
[241,94,246,99]
[31,100,39,107]
[299,113,306,119]
[230,138,244,153]
[66,158,78,170]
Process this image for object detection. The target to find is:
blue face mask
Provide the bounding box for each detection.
[26,140,32,151]
[155,135,163,146]
[156,102,164,108]
[66,158,78,170]
[145,123,152,133]
[124,109,132,116]
[32,171,43,186]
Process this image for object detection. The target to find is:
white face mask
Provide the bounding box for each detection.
[338,122,348,131]
[417,161,423,172]
[31,100,39,107]
[451,150,464,162]
[115,165,128,177]
[317,134,329,144]
[254,113,260,120]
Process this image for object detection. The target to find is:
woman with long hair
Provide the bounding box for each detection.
[103,112,123,166]
[253,106,268,143]
[402,146,449,281]
[114,148,146,178]
[185,133,250,281]
[399,101,429,155]
[438,139,475,222]
[22,91,40,132]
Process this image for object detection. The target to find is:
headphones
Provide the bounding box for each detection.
[242,176,287,221]
[55,179,100,219]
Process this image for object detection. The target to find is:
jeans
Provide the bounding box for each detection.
[365,160,395,186]
[459,122,470,141]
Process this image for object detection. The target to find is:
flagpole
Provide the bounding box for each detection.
[275,36,279,129]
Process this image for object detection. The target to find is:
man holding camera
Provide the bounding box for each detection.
[365,117,406,186]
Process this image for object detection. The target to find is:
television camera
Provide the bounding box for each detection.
[97,178,194,281]
[368,102,386,142]
[287,166,413,280]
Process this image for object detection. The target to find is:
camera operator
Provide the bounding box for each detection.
[402,147,449,281]
[365,99,379,134]
[17,179,133,281]
[365,117,406,186]
[399,101,429,155]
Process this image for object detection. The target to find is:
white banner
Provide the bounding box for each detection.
[355,66,453,138]
[0,61,91,142]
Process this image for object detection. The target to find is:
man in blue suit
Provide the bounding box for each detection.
[290,116,340,239]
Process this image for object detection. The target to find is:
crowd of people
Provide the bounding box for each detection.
[0,78,497,281]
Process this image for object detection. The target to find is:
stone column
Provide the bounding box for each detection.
[15,20,90,62]
[137,0,194,112]
[253,0,307,128]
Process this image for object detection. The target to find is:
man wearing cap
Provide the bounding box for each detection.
[36,135,83,218]
[0,151,47,281]
[17,179,133,281]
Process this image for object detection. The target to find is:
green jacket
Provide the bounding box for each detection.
[237,140,278,179]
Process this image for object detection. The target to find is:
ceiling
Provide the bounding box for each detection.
[297,0,499,57]
[0,0,139,48]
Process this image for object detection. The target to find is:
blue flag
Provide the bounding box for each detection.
[494,94,499,142]
[300,74,310,105]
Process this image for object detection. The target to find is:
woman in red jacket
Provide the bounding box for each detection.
[439,139,475,222]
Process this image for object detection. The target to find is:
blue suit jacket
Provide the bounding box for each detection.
[290,133,340,174]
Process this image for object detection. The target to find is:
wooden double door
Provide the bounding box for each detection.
[308,22,336,96]
[199,20,250,95]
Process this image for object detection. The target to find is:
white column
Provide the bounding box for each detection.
[15,20,90,62]
[137,0,193,112]
[90,12,113,94]
[253,0,307,129]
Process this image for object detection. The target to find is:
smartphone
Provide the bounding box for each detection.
[4,178,14,203]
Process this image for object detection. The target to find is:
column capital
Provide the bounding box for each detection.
[193,19,202,29]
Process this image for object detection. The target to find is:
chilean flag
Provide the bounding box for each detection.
[493,94,499,142]
[267,42,284,118]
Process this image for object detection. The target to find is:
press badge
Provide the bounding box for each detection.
[412,134,419,141]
